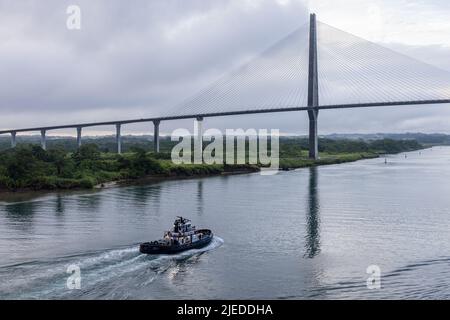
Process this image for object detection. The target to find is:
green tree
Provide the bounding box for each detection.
[72,144,101,163]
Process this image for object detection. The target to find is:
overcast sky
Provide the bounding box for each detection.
[1,0,450,136]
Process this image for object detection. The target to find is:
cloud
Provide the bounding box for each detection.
[0,0,309,132]
[0,0,450,136]
[310,0,450,46]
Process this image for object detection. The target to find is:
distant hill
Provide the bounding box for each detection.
[325,133,450,145]
[0,132,447,152]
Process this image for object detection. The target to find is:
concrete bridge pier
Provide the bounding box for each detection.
[307,13,319,160]
[308,110,319,159]
[76,127,82,149]
[11,131,16,148]
[194,117,203,164]
[116,124,122,154]
[40,129,47,150]
[153,120,160,153]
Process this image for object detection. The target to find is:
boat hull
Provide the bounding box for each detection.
[139,229,213,255]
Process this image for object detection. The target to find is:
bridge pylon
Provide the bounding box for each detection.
[116,123,122,154]
[40,129,47,151]
[10,131,16,148]
[153,120,160,153]
[307,13,319,160]
[76,126,82,149]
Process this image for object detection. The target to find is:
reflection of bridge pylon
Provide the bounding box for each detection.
[305,166,320,258]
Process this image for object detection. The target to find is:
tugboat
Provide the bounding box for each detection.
[139,217,213,254]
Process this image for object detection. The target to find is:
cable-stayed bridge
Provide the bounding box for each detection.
[1,13,450,159]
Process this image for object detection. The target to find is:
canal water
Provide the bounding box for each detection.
[1,147,450,299]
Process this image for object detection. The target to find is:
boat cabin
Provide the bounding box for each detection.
[162,217,199,245]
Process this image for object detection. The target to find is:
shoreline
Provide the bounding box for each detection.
[0,166,261,202]
[0,147,430,200]
[98,167,261,189]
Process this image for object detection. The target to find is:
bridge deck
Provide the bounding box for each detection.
[1,99,449,135]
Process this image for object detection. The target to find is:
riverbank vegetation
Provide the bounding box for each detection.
[0,137,423,192]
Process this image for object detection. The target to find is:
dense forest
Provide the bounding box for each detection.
[0,137,423,192]
[0,134,433,153]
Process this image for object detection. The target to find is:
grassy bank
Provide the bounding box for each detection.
[0,137,423,192]
[278,151,378,170]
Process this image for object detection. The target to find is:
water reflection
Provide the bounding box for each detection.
[145,185,162,215]
[55,194,64,215]
[76,193,102,211]
[125,184,162,215]
[196,181,204,215]
[305,167,321,258]
[131,185,161,205]
[4,201,37,232]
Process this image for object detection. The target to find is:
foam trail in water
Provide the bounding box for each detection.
[0,236,224,299]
